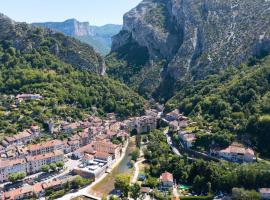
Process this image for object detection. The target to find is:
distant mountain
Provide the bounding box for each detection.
[33,19,122,55]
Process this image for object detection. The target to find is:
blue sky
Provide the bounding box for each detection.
[0,0,142,25]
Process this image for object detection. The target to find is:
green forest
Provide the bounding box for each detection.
[166,56,270,157]
[0,39,146,136]
[143,130,269,197]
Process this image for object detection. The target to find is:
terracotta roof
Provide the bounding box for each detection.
[75,143,95,154]
[33,183,43,194]
[28,139,63,151]
[0,158,26,169]
[26,150,63,162]
[160,171,173,182]
[42,179,62,190]
[3,185,33,200]
[220,143,255,156]
[95,151,111,159]
[259,188,270,194]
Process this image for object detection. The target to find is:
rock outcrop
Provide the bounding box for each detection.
[33,19,94,37]
[0,13,104,73]
[111,0,270,99]
[33,20,122,55]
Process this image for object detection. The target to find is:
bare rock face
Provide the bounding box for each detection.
[33,19,94,37]
[111,0,270,98]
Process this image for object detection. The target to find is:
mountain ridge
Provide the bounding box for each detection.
[0,13,146,134]
[33,19,122,55]
[109,0,270,100]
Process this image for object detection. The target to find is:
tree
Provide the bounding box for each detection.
[131,148,140,161]
[193,175,206,194]
[232,188,260,200]
[130,183,141,200]
[41,164,50,173]
[145,176,158,188]
[49,163,57,171]
[136,134,141,148]
[56,161,64,168]
[109,196,119,200]
[8,172,26,183]
[114,174,130,198]
[71,176,84,189]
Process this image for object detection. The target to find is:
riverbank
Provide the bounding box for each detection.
[89,137,136,196]
[55,141,129,200]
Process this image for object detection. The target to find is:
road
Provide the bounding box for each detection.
[131,158,145,184]
[163,128,182,156]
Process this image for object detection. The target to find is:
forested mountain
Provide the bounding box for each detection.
[108,0,270,100]
[166,56,270,156]
[33,19,122,55]
[0,13,145,135]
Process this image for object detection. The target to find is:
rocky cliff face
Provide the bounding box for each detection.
[0,13,105,73]
[111,0,270,99]
[33,20,122,55]
[33,19,94,37]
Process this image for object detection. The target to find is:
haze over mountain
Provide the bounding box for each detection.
[33,19,122,55]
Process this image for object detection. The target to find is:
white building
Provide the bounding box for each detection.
[178,131,196,148]
[26,150,64,173]
[211,143,255,163]
[260,188,270,199]
[0,158,27,182]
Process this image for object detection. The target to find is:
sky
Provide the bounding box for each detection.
[0,0,142,26]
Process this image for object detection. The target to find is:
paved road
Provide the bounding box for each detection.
[163,128,182,156]
[131,158,145,184]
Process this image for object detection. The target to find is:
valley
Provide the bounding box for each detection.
[1,0,270,199]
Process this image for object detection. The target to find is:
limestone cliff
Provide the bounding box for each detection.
[111,0,270,99]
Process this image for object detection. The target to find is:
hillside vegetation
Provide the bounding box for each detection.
[166,56,270,156]
[0,38,145,135]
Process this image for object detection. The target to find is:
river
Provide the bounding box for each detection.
[88,137,136,197]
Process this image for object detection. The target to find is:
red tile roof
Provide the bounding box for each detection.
[160,171,173,182]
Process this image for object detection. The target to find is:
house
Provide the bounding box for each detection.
[33,183,44,198]
[1,185,34,200]
[94,151,113,165]
[61,121,81,134]
[159,172,174,189]
[68,140,80,151]
[210,143,255,163]
[16,94,43,101]
[169,121,179,132]
[259,188,270,199]
[72,143,95,159]
[179,131,196,149]
[26,150,64,173]
[0,158,27,183]
[126,115,157,134]
[93,141,121,160]
[42,178,63,191]
[78,130,90,146]
[28,139,63,155]
[165,109,181,122]
[29,125,41,137]
[2,131,33,147]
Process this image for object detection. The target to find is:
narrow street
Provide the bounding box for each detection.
[131,158,145,184]
[163,128,182,157]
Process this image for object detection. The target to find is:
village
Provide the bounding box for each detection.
[0,94,162,200]
[0,94,270,200]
